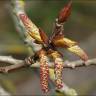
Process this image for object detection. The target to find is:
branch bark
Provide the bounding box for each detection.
[0,56,95,95]
[0,56,95,73]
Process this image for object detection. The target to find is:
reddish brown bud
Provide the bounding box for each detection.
[39,28,49,45]
[58,0,72,23]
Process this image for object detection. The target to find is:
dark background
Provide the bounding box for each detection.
[0,0,96,95]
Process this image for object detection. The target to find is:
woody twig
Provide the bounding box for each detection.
[0,55,95,72]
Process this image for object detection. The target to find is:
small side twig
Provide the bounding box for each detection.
[64,58,96,68]
[0,56,26,73]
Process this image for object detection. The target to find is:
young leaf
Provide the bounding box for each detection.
[19,13,42,42]
[67,45,88,61]
[52,37,77,48]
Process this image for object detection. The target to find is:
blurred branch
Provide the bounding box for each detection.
[0,56,96,73]
[0,56,95,96]
[0,85,11,96]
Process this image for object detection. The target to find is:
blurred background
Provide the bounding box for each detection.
[0,0,96,95]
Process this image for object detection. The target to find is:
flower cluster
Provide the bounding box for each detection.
[17,0,88,94]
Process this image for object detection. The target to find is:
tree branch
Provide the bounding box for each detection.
[6,0,95,95]
[0,56,95,73]
[63,58,96,68]
[0,56,95,95]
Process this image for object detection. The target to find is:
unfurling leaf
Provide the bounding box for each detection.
[58,0,72,23]
[52,37,77,48]
[19,13,42,42]
[67,45,88,61]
